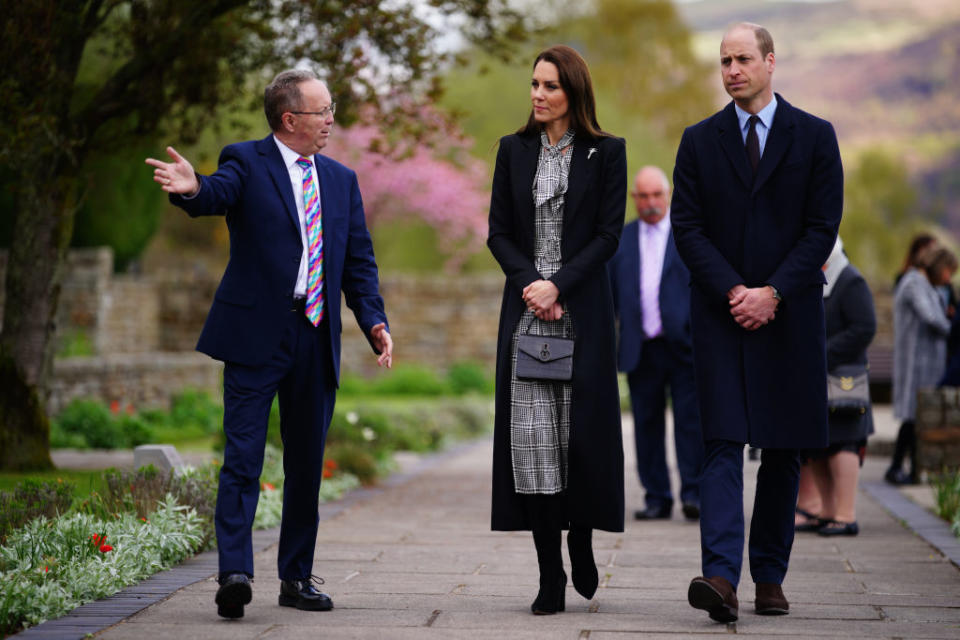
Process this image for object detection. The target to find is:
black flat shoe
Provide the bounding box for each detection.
[884,468,917,485]
[818,520,859,536]
[794,507,825,532]
[634,503,672,520]
[531,570,567,615]
[215,573,252,619]
[567,528,598,599]
[279,575,334,611]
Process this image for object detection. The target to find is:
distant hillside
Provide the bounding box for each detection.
[677,0,960,232]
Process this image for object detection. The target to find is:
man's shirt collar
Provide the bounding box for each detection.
[735,94,778,134]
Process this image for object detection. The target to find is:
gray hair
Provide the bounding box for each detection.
[636,165,670,192]
[264,69,318,131]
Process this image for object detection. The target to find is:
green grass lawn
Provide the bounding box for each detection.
[0,468,107,498]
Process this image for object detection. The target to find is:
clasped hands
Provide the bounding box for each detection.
[728,284,779,331]
[522,280,563,321]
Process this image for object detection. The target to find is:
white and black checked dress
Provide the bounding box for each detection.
[509,129,575,495]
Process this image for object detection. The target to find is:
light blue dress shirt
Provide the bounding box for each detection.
[735,95,778,157]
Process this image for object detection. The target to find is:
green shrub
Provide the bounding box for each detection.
[372,364,449,396]
[932,471,960,538]
[0,480,75,544]
[447,361,493,394]
[52,399,155,450]
[169,389,221,436]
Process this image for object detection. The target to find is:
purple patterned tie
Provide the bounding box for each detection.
[295,157,324,326]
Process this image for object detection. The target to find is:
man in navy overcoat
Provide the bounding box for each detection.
[608,166,703,522]
[670,24,842,622]
[147,69,392,619]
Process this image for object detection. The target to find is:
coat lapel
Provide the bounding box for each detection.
[516,134,540,238]
[717,102,753,190]
[257,136,302,237]
[752,95,796,195]
[563,141,591,229]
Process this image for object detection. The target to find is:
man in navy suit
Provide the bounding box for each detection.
[608,166,703,522]
[670,24,842,622]
[146,69,392,619]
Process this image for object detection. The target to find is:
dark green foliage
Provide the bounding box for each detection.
[51,399,155,450]
[447,361,494,395]
[76,464,219,547]
[0,479,74,543]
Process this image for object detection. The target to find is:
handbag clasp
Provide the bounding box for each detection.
[539,343,551,361]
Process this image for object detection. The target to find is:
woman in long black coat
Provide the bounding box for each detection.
[487,44,626,615]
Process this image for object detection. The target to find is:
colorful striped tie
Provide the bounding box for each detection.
[296,157,324,326]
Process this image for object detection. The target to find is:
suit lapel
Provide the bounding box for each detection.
[752,95,796,194]
[717,102,753,190]
[258,136,302,236]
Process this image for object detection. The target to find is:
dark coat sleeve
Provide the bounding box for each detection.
[548,137,627,298]
[826,272,876,371]
[487,136,543,293]
[670,127,744,301]
[169,144,247,217]
[766,121,844,299]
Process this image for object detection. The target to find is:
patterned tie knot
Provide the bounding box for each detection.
[296,157,312,171]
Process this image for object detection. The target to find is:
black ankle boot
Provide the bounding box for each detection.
[567,527,598,599]
[531,569,567,614]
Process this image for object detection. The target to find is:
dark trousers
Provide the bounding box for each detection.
[216,308,336,581]
[627,338,703,509]
[699,440,800,588]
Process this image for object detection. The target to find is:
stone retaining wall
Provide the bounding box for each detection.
[916,387,960,471]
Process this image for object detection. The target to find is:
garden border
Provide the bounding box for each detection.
[15,439,485,640]
[862,480,960,567]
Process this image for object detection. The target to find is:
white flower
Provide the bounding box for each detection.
[346,411,359,425]
[362,427,376,441]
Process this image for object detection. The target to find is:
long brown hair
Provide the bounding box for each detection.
[516,45,609,140]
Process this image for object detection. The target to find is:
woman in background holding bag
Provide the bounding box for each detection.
[795,237,876,536]
[487,44,627,615]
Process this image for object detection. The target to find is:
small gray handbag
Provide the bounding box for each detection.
[516,334,574,381]
[827,363,870,416]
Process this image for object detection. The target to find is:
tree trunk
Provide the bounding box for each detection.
[0,163,78,471]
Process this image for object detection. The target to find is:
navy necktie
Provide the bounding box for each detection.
[746,115,761,173]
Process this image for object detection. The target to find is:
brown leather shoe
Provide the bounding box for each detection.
[755,582,789,615]
[688,576,738,622]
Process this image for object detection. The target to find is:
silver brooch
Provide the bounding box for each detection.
[587,147,598,159]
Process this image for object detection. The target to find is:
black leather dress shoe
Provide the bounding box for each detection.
[634,503,672,520]
[215,573,252,619]
[681,503,700,521]
[279,575,334,611]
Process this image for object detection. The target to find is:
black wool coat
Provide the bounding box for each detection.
[671,95,843,449]
[487,131,627,532]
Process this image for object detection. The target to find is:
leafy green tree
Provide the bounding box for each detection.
[841,148,930,283]
[0,0,525,470]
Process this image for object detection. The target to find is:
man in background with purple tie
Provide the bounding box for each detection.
[146,68,392,620]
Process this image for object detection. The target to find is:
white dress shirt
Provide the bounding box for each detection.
[639,212,671,339]
[735,95,778,157]
[273,136,318,298]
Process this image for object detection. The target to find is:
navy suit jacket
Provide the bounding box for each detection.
[170,135,388,381]
[608,219,692,373]
[671,95,842,448]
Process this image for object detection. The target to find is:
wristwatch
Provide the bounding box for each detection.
[768,284,782,301]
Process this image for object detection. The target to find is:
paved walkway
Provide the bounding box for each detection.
[88,417,960,640]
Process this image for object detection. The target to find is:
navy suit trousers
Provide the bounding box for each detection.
[627,338,702,509]
[699,441,800,588]
[215,306,336,581]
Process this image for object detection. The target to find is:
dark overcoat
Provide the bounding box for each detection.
[488,131,627,532]
[670,95,843,449]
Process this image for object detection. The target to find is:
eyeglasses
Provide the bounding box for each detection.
[290,103,336,118]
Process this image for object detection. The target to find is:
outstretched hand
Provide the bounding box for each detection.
[145,146,199,195]
[370,323,393,369]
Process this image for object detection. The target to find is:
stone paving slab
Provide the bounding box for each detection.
[72,416,953,638]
